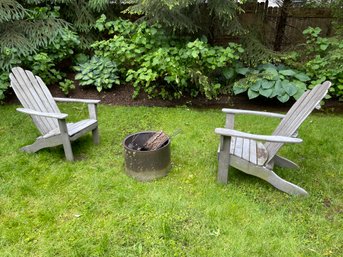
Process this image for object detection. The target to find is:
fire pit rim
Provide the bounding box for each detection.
[123,131,170,153]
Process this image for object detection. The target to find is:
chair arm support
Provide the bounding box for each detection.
[53,97,100,104]
[16,108,68,119]
[215,128,303,143]
[53,97,99,120]
[222,108,285,119]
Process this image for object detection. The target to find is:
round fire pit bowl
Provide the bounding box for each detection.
[123,131,171,182]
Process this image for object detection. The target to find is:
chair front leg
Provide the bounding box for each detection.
[87,103,100,144]
[58,119,74,161]
[217,136,231,184]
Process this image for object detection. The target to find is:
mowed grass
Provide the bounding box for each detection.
[0,103,342,257]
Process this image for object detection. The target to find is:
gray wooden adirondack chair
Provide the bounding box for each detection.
[10,67,100,161]
[215,81,332,196]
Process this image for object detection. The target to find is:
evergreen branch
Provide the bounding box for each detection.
[87,0,110,12]
[0,18,69,55]
[61,0,97,32]
[0,24,34,55]
[0,0,27,22]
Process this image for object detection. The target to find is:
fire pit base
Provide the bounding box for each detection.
[123,131,171,182]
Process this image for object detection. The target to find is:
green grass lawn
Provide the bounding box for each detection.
[0,104,342,256]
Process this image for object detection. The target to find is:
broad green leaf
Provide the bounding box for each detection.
[293,80,307,91]
[283,83,298,96]
[233,84,247,95]
[250,80,262,91]
[75,74,83,80]
[277,94,290,103]
[274,80,285,96]
[259,88,274,98]
[261,80,275,89]
[191,51,198,58]
[279,69,296,76]
[293,89,305,100]
[236,67,250,75]
[320,44,328,51]
[265,68,278,77]
[257,63,276,70]
[295,73,311,82]
[248,88,259,99]
[222,68,235,80]
[126,74,133,82]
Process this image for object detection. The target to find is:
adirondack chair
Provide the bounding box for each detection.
[215,81,331,196]
[10,67,100,161]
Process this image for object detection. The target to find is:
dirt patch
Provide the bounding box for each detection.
[4,83,343,113]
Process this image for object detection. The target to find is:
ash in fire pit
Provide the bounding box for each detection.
[123,131,171,181]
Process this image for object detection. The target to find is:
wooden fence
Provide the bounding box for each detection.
[214,2,334,50]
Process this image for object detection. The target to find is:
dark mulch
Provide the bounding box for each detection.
[4,83,343,113]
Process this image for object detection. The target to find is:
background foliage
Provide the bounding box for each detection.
[75,16,244,99]
[0,0,342,103]
[233,64,310,103]
[283,27,343,101]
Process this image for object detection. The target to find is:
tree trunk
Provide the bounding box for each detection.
[273,0,292,51]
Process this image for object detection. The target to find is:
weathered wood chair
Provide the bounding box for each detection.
[215,81,331,196]
[10,67,100,161]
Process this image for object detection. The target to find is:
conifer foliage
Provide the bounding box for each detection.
[0,0,112,100]
[0,0,69,67]
[124,0,244,41]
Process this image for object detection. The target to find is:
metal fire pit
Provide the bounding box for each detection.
[123,131,171,181]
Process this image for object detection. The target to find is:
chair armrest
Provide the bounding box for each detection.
[215,128,302,143]
[17,108,68,119]
[53,97,99,120]
[53,97,100,104]
[222,108,285,119]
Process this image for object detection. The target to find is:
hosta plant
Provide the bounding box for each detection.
[233,64,310,103]
[74,56,120,92]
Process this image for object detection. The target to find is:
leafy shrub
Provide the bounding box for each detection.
[25,53,63,85]
[59,79,75,95]
[93,16,171,71]
[90,16,243,99]
[302,27,343,100]
[75,56,120,92]
[233,64,310,103]
[126,40,242,99]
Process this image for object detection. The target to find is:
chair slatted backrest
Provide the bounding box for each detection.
[10,67,61,135]
[265,81,331,163]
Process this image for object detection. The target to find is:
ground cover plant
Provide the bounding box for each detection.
[0,104,342,256]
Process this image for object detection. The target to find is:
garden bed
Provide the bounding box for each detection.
[5,83,343,113]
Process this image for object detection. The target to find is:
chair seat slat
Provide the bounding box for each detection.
[230,137,268,165]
